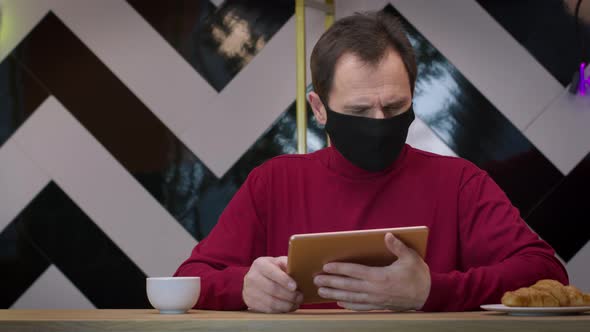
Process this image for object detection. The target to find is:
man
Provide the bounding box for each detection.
[175,11,568,313]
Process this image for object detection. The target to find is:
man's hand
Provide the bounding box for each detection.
[314,233,431,311]
[243,256,303,313]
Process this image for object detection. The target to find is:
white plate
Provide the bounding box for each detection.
[481,304,590,316]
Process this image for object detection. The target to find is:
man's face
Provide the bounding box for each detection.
[310,49,412,124]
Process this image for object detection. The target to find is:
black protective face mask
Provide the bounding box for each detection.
[324,104,415,172]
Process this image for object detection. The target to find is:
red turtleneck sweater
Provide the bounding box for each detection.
[175,145,568,311]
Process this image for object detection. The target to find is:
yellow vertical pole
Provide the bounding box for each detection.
[296,0,307,154]
[325,0,334,29]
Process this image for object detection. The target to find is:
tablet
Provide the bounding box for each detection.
[286,226,429,304]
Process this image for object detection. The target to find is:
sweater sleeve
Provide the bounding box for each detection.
[174,166,268,310]
[421,169,568,312]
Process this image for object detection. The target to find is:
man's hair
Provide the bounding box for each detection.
[310,11,417,104]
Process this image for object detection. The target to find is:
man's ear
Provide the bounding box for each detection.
[308,91,327,126]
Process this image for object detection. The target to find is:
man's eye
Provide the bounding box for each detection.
[352,108,369,115]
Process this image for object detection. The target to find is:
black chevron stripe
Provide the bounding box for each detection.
[0,220,50,308]
[0,53,49,148]
[127,0,295,91]
[0,182,149,308]
[526,153,590,261]
[476,0,590,87]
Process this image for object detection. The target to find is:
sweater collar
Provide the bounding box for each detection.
[319,144,409,179]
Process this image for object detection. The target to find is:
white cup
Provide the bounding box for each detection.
[146,277,201,314]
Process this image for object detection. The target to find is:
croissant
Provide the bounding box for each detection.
[531,279,570,306]
[502,287,559,307]
[564,285,586,306]
[502,280,590,307]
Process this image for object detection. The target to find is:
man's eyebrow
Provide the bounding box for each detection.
[342,98,409,110]
[342,103,373,110]
[382,98,410,108]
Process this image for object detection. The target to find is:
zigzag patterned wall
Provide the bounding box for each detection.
[0,0,589,308]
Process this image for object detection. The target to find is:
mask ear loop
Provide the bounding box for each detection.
[318,96,332,147]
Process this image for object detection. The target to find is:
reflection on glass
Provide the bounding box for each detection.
[210,9,266,68]
[193,0,293,91]
[383,5,562,217]
[128,0,293,92]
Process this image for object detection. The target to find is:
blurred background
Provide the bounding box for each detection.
[0,0,589,309]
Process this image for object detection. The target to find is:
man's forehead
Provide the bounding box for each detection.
[333,52,386,76]
[329,50,410,104]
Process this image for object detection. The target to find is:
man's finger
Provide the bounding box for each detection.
[317,287,373,304]
[261,294,299,313]
[384,233,411,261]
[259,259,297,291]
[256,272,300,303]
[323,262,380,281]
[275,256,288,271]
[337,301,383,311]
[314,274,372,293]
[269,296,300,313]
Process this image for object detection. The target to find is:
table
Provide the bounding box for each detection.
[0,309,588,332]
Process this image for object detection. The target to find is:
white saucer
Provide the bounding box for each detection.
[481,304,590,316]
